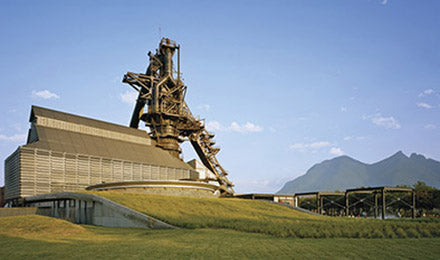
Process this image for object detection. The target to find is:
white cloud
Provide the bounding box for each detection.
[230,122,263,133]
[381,0,388,5]
[425,124,436,130]
[120,91,138,104]
[205,121,263,133]
[197,104,210,112]
[205,121,223,131]
[309,141,331,148]
[32,90,59,99]
[366,113,401,129]
[329,147,344,156]
[340,107,347,112]
[0,134,27,142]
[344,136,366,141]
[418,89,434,97]
[290,141,331,151]
[417,102,433,109]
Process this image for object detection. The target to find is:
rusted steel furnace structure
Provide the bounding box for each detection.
[123,38,234,194]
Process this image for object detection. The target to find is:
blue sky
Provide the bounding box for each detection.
[0,0,439,192]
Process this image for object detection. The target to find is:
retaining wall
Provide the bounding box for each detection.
[23,192,174,229]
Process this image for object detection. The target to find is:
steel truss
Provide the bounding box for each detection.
[122,38,234,194]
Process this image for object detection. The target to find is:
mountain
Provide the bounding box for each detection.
[277,151,440,194]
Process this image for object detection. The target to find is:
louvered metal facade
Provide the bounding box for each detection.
[4,106,198,201]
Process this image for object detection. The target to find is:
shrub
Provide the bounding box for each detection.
[405,228,420,238]
[395,228,408,238]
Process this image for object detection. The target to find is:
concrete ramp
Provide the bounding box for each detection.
[24,192,174,229]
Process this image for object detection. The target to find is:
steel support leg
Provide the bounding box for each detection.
[320,196,324,215]
[316,194,320,214]
[412,191,416,219]
[382,189,386,220]
[374,192,378,219]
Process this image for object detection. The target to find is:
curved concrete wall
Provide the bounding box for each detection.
[87,180,221,198]
[24,192,174,229]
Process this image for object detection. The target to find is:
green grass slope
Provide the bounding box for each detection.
[88,191,440,239]
[1,215,440,260]
[0,215,92,242]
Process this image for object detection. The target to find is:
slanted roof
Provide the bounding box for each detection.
[31,105,148,139]
[25,106,193,170]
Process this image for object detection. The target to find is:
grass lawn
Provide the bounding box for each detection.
[86,191,440,239]
[1,215,440,259]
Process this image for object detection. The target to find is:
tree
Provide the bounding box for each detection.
[414,181,440,213]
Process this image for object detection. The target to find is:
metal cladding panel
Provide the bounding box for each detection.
[168,167,176,180]
[35,150,50,194]
[20,148,37,197]
[48,142,63,153]
[65,154,77,184]
[142,164,152,179]
[78,134,93,155]
[35,126,48,142]
[112,160,123,181]
[123,161,133,181]
[4,104,200,200]
[77,155,90,185]
[133,163,141,180]
[176,169,183,179]
[50,152,65,183]
[5,146,198,200]
[160,167,167,180]
[32,105,150,139]
[27,124,193,171]
[101,158,112,182]
[90,156,101,184]
[4,148,20,200]
[70,132,84,154]
[28,124,39,143]
[152,166,160,180]
[94,136,111,158]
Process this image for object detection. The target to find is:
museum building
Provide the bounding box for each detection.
[4,106,219,204]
